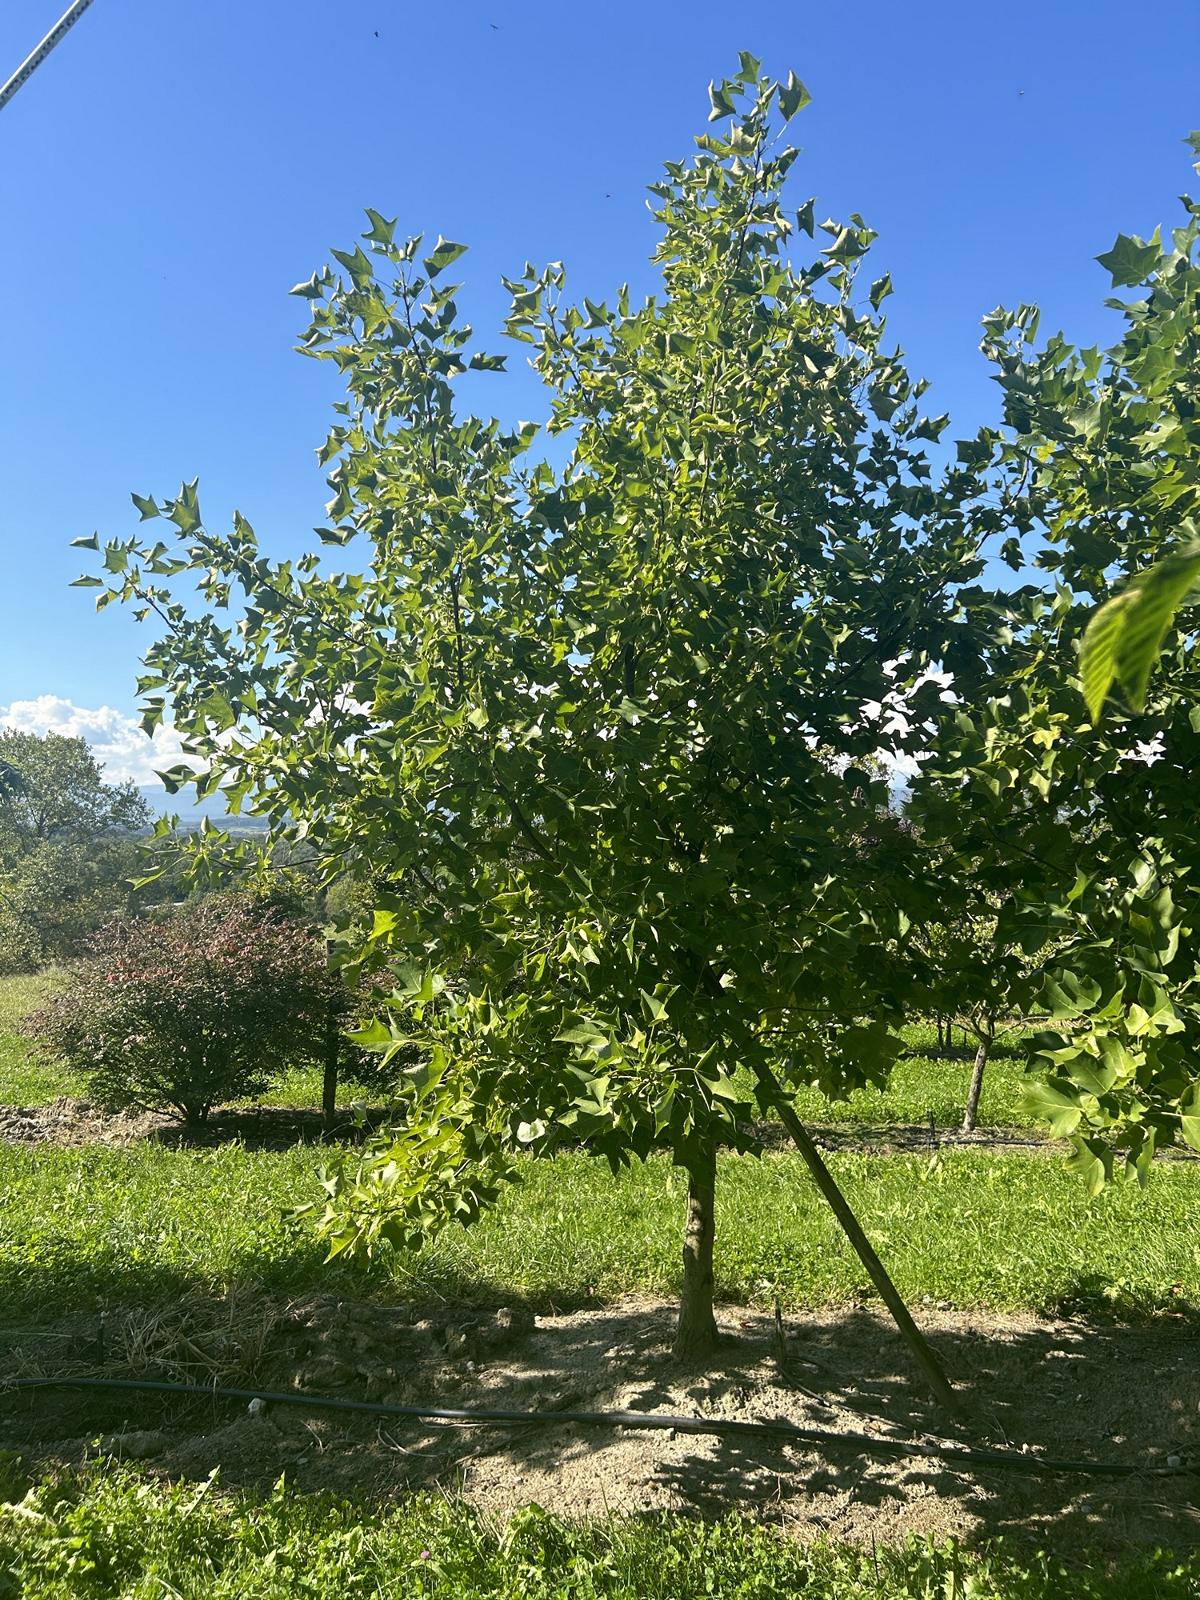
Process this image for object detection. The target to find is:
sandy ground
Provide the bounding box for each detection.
[3,1292,1197,1553]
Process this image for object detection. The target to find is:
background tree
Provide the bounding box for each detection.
[923,136,1200,1187]
[84,62,1010,1361]
[0,731,148,848]
[0,730,152,972]
[915,895,1046,1133]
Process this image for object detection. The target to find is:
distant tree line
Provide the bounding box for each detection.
[0,729,162,972]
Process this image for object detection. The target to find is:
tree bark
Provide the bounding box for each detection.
[322,1002,340,1135]
[673,1142,719,1361]
[962,1027,993,1134]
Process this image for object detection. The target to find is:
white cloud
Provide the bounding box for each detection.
[0,696,199,788]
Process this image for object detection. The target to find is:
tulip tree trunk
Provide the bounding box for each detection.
[322,1004,340,1134]
[962,1026,993,1134]
[673,1141,718,1361]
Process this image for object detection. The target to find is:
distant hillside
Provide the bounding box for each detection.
[137,786,271,833]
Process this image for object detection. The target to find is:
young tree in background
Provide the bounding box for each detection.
[923,138,1200,1187]
[916,896,1046,1133]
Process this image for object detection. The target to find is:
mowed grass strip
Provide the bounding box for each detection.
[0,1468,1193,1600]
[0,971,73,1105]
[783,1037,1037,1133]
[1,1142,1196,1319]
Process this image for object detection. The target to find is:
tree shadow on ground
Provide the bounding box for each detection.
[637,1300,1200,1552]
[3,1263,1197,1557]
[757,1120,1056,1154]
[922,1040,1028,1064]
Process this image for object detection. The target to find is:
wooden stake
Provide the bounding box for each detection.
[755,1064,961,1418]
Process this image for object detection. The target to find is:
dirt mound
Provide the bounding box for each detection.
[3,1294,1197,1552]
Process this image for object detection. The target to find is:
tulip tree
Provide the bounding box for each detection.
[80,61,1007,1359]
[923,138,1200,1188]
[913,894,1047,1133]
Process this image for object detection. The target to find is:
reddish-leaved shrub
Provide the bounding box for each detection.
[26,896,339,1124]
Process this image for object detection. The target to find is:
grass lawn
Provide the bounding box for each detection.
[785,1033,1037,1133]
[0,1468,1192,1600]
[1,1140,1196,1321]
[0,971,72,1104]
[2,991,1194,1595]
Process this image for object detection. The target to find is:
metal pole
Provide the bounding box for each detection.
[0,0,98,115]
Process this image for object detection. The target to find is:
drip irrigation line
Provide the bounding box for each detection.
[5,1375,1193,1480]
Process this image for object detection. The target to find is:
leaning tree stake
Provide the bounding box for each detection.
[80,60,1011,1395]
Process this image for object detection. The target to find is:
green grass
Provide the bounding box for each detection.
[252,1065,328,1109]
[0,970,73,1104]
[785,1026,1038,1133]
[2,1140,1197,1320]
[0,1467,1193,1600]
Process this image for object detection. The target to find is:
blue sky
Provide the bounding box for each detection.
[1,0,1198,783]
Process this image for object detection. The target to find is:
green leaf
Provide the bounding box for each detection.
[289,271,327,298]
[166,480,202,535]
[330,245,374,287]
[1064,1138,1110,1197]
[156,763,198,795]
[70,533,100,550]
[1020,1081,1083,1137]
[1079,589,1133,723]
[707,80,736,121]
[1080,533,1200,718]
[1095,228,1161,287]
[555,1022,607,1048]
[422,237,468,278]
[348,1017,396,1049]
[131,492,160,520]
[70,575,103,587]
[363,207,398,246]
[777,71,811,122]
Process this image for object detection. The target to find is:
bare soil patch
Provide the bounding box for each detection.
[2,1293,1196,1553]
[0,1098,1064,1157]
[0,1098,386,1151]
[771,1120,1055,1155]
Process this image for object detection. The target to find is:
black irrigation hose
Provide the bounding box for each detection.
[5,1375,1194,1480]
